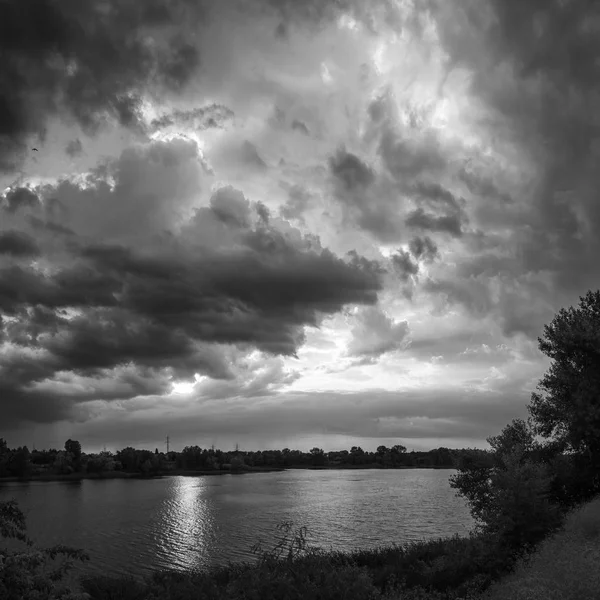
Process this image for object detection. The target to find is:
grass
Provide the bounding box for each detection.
[475,495,600,600]
[78,524,525,599]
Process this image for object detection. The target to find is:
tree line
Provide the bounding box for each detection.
[0,437,478,478]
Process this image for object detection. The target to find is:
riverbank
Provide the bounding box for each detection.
[78,493,600,600]
[0,464,454,484]
[0,466,286,483]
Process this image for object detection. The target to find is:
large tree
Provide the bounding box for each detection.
[528,290,600,461]
[64,439,82,459]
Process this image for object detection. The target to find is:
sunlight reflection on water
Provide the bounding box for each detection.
[0,470,475,580]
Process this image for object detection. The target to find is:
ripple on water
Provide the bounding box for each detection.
[0,470,475,579]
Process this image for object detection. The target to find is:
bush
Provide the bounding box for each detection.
[0,499,90,600]
[450,440,565,552]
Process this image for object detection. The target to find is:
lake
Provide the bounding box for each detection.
[0,469,475,581]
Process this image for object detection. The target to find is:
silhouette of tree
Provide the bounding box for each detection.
[64,439,81,459]
[529,290,600,465]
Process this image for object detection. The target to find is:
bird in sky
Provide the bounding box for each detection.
[32,148,38,151]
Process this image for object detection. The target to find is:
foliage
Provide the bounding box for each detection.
[450,421,565,551]
[64,441,82,461]
[528,290,600,461]
[0,500,90,600]
[80,518,535,600]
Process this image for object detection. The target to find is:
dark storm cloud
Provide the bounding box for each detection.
[409,236,439,262]
[431,0,600,302]
[0,0,206,172]
[2,187,41,213]
[0,179,384,425]
[0,230,40,257]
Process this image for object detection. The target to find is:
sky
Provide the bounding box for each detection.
[1,0,599,454]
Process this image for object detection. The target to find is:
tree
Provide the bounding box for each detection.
[528,290,600,461]
[349,446,365,465]
[1,500,90,599]
[309,447,325,467]
[450,422,564,551]
[64,439,81,460]
[487,419,536,461]
[9,447,31,478]
[230,456,245,471]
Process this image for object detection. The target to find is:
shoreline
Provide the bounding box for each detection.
[0,464,455,484]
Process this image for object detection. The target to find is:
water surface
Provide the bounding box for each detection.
[0,469,475,579]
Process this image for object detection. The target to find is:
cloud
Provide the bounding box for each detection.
[409,236,439,262]
[0,230,40,257]
[2,187,41,213]
[378,123,447,183]
[65,139,83,158]
[347,306,409,358]
[279,184,313,222]
[21,137,208,244]
[193,352,301,400]
[423,275,494,320]
[0,0,207,173]
[328,147,405,242]
[4,0,598,453]
[329,148,376,190]
[68,385,533,451]
[291,119,310,135]
[0,137,385,427]
[150,104,235,132]
[405,207,464,237]
[430,0,600,302]
[390,250,419,282]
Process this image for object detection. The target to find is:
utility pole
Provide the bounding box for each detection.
[235,442,239,453]
[165,435,170,454]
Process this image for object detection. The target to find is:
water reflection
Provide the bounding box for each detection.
[0,470,475,580]
[156,477,215,572]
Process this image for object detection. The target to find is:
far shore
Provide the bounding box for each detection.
[0,464,455,484]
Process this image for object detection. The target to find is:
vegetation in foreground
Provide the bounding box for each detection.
[480,496,600,600]
[1,290,600,599]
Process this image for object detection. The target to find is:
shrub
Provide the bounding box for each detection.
[0,499,90,600]
[450,440,565,553]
